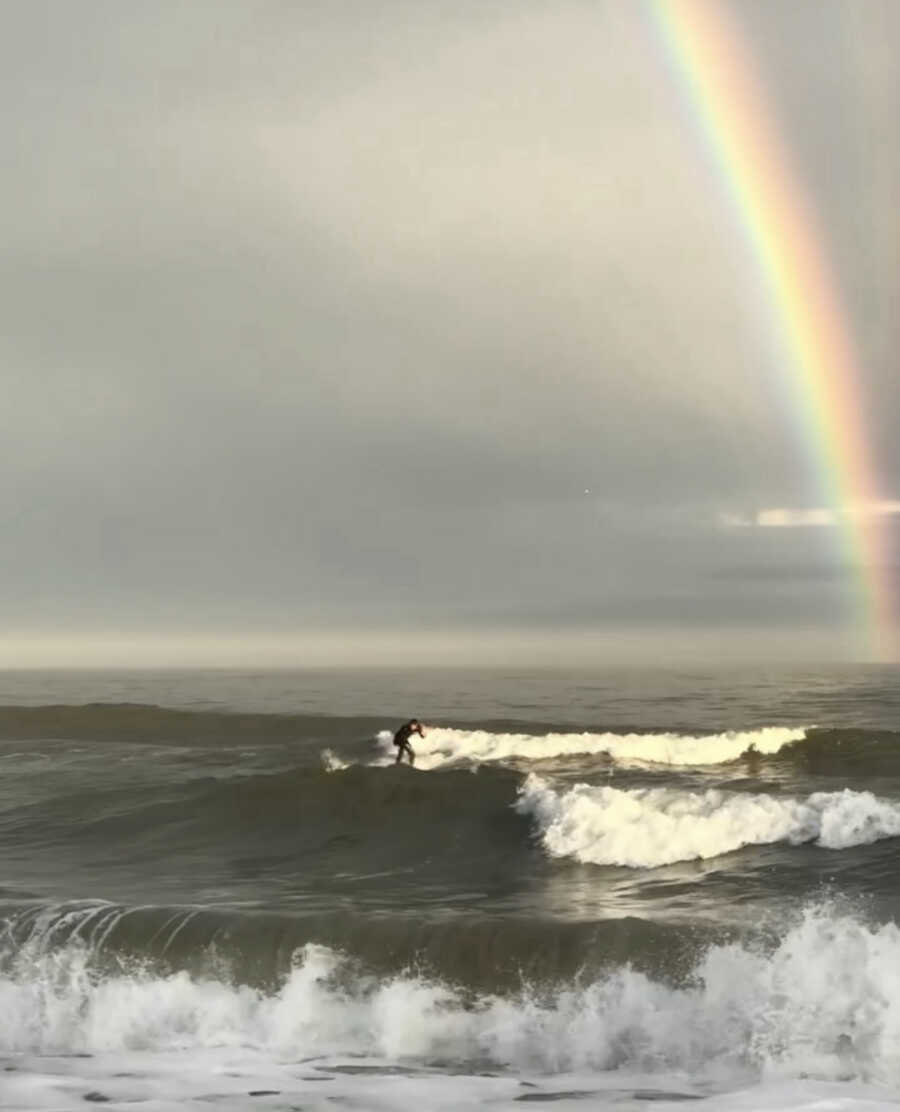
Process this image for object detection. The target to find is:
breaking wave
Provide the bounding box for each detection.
[516,775,900,868]
[374,724,810,769]
[1,906,899,1086]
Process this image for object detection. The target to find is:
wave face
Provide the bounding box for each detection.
[0,899,725,994]
[517,775,900,867]
[0,709,897,916]
[374,724,810,768]
[0,906,898,1087]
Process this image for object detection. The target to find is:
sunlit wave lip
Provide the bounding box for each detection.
[517,774,900,868]
[369,724,810,770]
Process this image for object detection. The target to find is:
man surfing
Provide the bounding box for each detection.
[393,718,425,766]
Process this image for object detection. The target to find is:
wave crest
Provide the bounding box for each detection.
[516,775,900,867]
[2,908,900,1085]
[374,724,808,769]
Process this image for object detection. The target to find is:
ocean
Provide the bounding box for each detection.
[2,665,900,1111]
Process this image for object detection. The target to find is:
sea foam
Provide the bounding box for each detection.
[374,724,808,769]
[516,775,900,867]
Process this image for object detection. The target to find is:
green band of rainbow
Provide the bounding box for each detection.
[651,0,891,647]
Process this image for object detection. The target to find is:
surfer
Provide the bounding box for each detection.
[393,718,425,765]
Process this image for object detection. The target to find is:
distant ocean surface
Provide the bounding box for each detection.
[2,665,900,1111]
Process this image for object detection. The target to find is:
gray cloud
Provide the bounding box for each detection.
[1,0,898,659]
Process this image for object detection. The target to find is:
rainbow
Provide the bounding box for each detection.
[650,0,893,651]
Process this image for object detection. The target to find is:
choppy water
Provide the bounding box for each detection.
[2,666,900,1111]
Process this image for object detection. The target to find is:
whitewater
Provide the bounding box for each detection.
[517,776,900,867]
[372,723,810,768]
[4,908,900,1110]
[2,666,900,1110]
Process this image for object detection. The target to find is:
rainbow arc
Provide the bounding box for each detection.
[652,0,893,649]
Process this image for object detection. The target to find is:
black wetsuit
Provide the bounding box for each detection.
[393,720,422,765]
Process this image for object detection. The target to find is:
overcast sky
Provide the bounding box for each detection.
[2,0,899,666]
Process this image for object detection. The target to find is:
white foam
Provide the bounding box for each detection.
[516,776,900,867]
[4,1056,898,1112]
[373,725,808,769]
[3,907,900,1093]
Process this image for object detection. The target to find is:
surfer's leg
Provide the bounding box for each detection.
[406,744,415,766]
